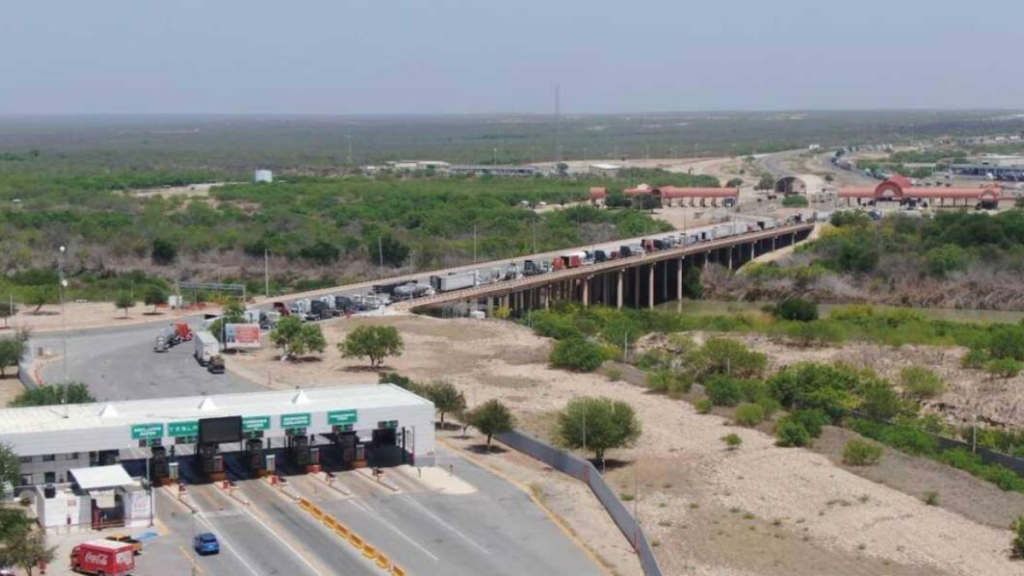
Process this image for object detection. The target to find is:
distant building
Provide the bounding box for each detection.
[588,163,622,178]
[839,177,1003,208]
[385,160,451,172]
[254,169,273,183]
[447,164,540,178]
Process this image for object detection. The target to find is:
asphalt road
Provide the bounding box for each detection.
[288,448,605,576]
[33,321,258,401]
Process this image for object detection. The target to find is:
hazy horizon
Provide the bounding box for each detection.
[3,1,1023,116]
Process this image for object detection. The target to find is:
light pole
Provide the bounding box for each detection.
[264,249,270,298]
[59,245,68,383]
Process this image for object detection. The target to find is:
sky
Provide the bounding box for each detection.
[2,0,1023,115]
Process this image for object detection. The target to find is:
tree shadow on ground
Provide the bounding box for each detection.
[466,444,509,455]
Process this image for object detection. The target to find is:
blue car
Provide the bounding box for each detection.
[193,532,220,555]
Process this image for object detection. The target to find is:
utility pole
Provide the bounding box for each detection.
[554,84,562,163]
[59,245,67,384]
[347,135,353,166]
[378,237,384,275]
[473,225,478,263]
[264,249,270,298]
[493,147,498,166]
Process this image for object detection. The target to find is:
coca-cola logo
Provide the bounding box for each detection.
[84,552,108,566]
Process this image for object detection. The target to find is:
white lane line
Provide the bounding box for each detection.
[344,498,440,562]
[232,484,331,576]
[189,490,266,576]
[398,495,491,555]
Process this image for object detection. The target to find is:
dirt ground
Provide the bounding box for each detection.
[0,377,24,407]
[123,182,224,199]
[225,314,1021,576]
[1,303,210,334]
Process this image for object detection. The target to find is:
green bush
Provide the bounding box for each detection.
[533,313,584,340]
[690,338,767,379]
[705,374,745,407]
[775,417,812,447]
[771,298,819,322]
[985,358,1023,379]
[550,338,605,372]
[1012,516,1024,559]
[846,419,938,456]
[860,381,908,421]
[899,366,945,399]
[696,398,713,414]
[733,403,765,427]
[778,320,845,347]
[768,362,865,421]
[646,370,692,397]
[781,195,809,208]
[843,439,883,466]
[790,409,830,438]
[722,433,743,450]
[961,348,990,369]
[938,449,1024,492]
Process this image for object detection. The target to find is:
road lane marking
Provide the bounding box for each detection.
[344,498,440,562]
[189,488,267,576]
[398,494,491,555]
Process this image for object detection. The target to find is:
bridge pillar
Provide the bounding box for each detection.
[582,277,590,308]
[544,285,551,310]
[728,246,733,269]
[634,266,641,307]
[487,296,494,316]
[677,258,684,301]
[616,271,624,310]
[648,264,655,309]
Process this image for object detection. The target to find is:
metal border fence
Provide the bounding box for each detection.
[497,429,664,576]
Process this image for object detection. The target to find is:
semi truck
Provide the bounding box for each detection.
[70,540,135,576]
[429,271,476,292]
[194,331,219,366]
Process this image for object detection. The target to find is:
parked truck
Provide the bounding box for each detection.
[429,272,476,292]
[194,330,219,366]
[70,540,135,576]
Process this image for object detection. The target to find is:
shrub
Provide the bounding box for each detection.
[846,419,938,456]
[985,358,1023,379]
[923,491,939,506]
[900,366,945,399]
[1012,516,1024,559]
[722,433,743,450]
[843,439,883,466]
[961,348,990,369]
[550,338,605,372]
[690,338,767,378]
[646,370,693,397]
[558,397,642,466]
[860,381,905,421]
[988,325,1024,361]
[733,403,765,427]
[605,367,623,381]
[772,298,819,322]
[781,195,809,208]
[775,417,812,447]
[790,409,830,438]
[779,320,845,347]
[532,313,583,340]
[696,398,713,414]
[768,362,864,421]
[705,374,745,407]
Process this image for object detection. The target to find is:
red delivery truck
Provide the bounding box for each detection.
[70,540,135,576]
[174,322,193,342]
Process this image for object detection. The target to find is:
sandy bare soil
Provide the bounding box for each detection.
[0,378,25,407]
[224,314,1019,576]
[123,182,225,199]
[1,303,214,334]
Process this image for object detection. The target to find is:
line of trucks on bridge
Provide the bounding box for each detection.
[161,214,822,353]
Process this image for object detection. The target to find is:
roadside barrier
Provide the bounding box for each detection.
[293,493,409,576]
[496,429,664,576]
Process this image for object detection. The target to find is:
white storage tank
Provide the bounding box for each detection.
[254,169,274,183]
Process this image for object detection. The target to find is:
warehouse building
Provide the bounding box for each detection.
[623,185,739,207]
[774,174,827,199]
[1,385,436,487]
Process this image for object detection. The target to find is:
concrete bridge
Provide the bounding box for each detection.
[394,222,815,315]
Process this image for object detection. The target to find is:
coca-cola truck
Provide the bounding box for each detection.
[70,540,135,576]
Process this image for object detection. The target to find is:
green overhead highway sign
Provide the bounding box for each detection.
[131,423,164,440]
[168,421,199,438]
[281,413,312,429]
[327,410,358,426]
[242,416,271,432]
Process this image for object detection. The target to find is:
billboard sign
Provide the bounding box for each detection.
[168,421,199,438]
[242,415,271,432]
[281,412,312,430]
[224,323,261,350]
[328,410,358,426]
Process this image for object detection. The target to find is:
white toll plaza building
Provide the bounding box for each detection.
[1,384,436,487]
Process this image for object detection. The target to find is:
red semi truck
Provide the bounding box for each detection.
[70,540,135,576]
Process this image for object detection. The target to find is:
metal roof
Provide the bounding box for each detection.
[70,465,135,490]
[0,384,430,436]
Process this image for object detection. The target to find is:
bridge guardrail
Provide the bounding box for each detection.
[396,223,814,312]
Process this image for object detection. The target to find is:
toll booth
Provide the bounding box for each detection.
[288,435,311,467]
[197,443,223,476]
[150,446,169,480]
[244,439,264,473]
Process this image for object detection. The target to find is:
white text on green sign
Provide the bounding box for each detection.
[168,421,199,438]
[281,413,311,429]
[131,423,164,440]
[328,410,358,426]
[242,416,271,432]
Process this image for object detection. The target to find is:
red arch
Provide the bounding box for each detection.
[874,181,904,199]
